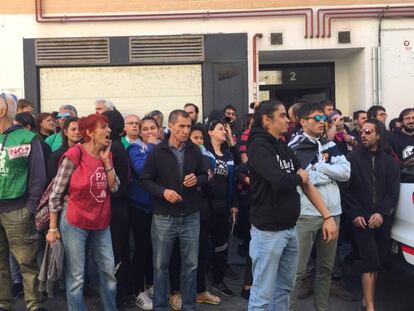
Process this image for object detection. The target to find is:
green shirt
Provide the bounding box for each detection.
[0,128,36,199]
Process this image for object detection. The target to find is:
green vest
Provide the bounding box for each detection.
[0,128,36,199]
[45,132,62,152]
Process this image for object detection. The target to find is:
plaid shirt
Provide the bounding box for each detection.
[49,157,119,213]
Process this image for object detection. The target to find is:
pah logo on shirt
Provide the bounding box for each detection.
[89,167,108,203]
[8,144,31,160]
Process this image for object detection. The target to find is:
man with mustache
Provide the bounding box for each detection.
[340,119,399,311]
[388,108,414,161]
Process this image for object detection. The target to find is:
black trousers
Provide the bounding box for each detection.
[110,198,133,301]
[130,207,153,293]
[197,221,210,293]
[211,214,229,284]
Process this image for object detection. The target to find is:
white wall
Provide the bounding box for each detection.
[39,65,202,120]
[381,20,414,121]
[1,9,413,115]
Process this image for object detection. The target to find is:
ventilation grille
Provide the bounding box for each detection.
[35,38,110,65]
[129,35,204,64]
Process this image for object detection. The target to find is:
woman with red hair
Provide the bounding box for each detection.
[47,113,119,311]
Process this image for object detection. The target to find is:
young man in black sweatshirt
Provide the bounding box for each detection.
[247,101,338,311]
[388,108,414,161]
[140,110,208,311]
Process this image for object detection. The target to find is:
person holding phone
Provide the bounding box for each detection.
[204,119,238,297]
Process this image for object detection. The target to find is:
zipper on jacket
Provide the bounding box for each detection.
[372,155,376,207]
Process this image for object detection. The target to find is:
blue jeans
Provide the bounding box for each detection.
[60,208,117,311]
[248,225,298,311]
[151,212,200,311]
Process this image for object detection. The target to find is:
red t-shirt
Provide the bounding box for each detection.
[64,145,112,230]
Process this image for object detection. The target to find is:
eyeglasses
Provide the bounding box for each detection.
[0,93,8,112]
[125,122,139,126]
[56,112,71,120]
[360,128,374,135]
[304,115,327,122]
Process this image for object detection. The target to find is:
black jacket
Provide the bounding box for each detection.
[139,136,208,217]
[388,129,414,161]
[247,127,303,231]
[110,138,130,200]
[340,146,400,224]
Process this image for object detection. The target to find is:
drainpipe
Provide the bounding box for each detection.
[252,33,263,106]
[372,47,379,106]
[372,13,384,107]
[377,14,383,106]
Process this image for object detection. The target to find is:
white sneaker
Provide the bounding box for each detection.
[136,291,153,310]
[145,285,154,299]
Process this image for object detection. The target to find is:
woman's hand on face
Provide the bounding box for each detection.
[147,135,158,145]
[99,141,111,163]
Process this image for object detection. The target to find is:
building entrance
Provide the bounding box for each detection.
[259,62,335,108]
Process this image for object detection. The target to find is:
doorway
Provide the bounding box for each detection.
[259,62,335,108]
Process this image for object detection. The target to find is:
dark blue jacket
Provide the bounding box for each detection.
[128,142,156,213]
[204,147,238,212]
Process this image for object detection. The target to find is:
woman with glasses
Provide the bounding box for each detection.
[45,105,77,151]
[204,119,239,297]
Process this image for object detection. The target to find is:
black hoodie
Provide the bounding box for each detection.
[340,126,400,224]
[247,127,303,231]
[388,129,414,161]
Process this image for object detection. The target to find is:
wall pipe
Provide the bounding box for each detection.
[325,10,414,37]
[35,0,313,38]
[252,33,263,104]
[316,5,414,37]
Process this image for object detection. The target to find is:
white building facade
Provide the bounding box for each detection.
[1,2,414,121]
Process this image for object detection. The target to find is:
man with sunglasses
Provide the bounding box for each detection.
[288,103,350,311]
[45,105,78,151]
[0,93,47,311]
[340,119,399,311]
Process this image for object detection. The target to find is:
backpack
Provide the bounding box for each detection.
[35,145,82,232]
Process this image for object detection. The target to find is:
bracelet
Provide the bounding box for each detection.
[323,215,333,221]
[105,166,113,172]
[48,228,58,232]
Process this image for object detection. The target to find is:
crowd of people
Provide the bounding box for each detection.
[0,93,412,311]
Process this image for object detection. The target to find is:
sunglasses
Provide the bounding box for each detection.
[56,112,71,120]
[360,128,375,135]
[304,115,327,122]
[0,93,8,112]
